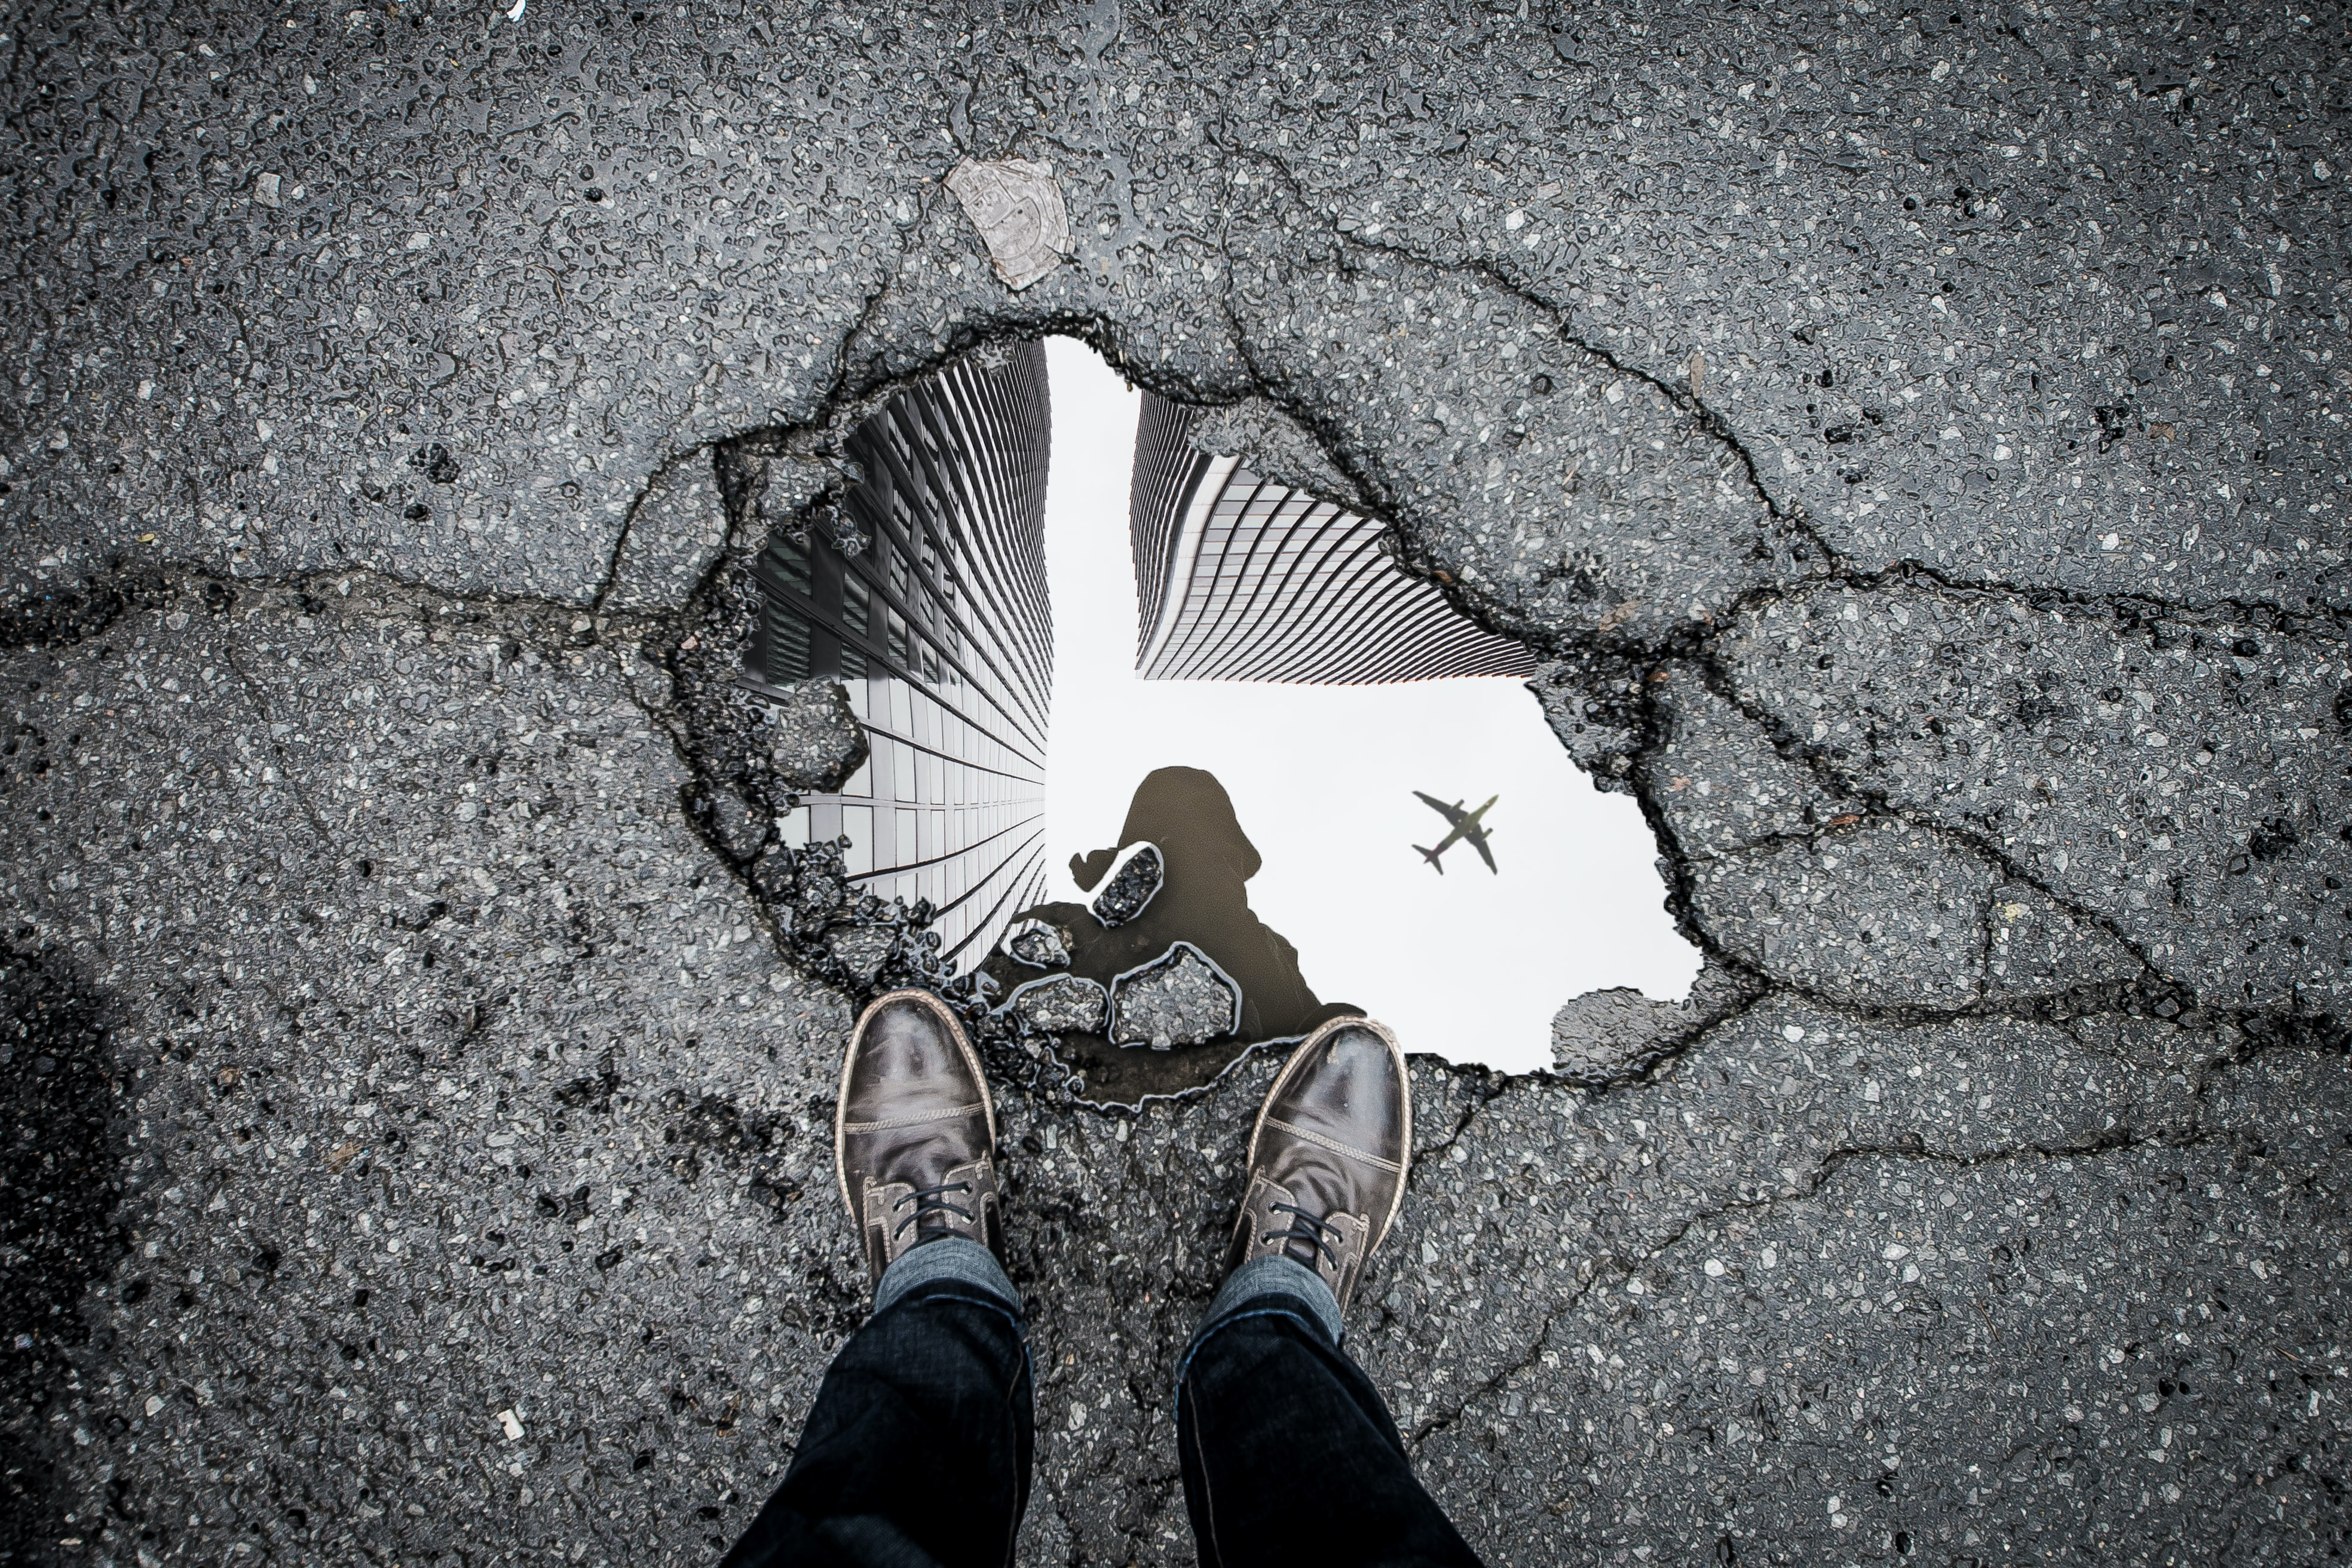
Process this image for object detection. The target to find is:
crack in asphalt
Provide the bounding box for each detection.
[1402,1116,2231,1454]
[1318,216,2348,638]
[66,553,2189,1070]
[7,279,2332,1102]
[16,378,2319,1113]
[1560,983,1774,1098]
[216,638,341,855]
[1202,142,2347,659]
[589,445,710,614]
[1837,555,2352,643]
[1330,220,1834,549]
[1381,954,2334,1421]
[1180,148,1827,668]
[1672,645,2191,997]
[1405,1067,1513,1180]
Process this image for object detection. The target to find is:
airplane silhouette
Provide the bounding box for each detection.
[1412,791,1499,874]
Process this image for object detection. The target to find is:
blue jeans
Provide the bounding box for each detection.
[719,1240,1481,1568]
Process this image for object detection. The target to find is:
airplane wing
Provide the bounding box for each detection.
[1413,791,1468,826]
[1467,826,1498,874]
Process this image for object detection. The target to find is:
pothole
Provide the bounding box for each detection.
[721,336,1698,1104]
[731,341,1054,970]
[975,762,1362,1104]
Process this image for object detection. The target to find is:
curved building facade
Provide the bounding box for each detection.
[744,343,1053,964]
[1129,394,1537,684]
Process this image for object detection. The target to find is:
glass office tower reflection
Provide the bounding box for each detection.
[1130,393,1536,684]
[744,342,1054,965]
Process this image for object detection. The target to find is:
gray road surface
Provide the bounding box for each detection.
[2,4,2345,1564]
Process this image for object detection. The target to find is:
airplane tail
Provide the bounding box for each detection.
[1414,845,1446,874]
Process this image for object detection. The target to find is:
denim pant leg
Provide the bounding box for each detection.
[1175,1257,1484,1568]
[721,1239,1033,1568]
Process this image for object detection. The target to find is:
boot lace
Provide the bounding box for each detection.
[1264,1202,1343,1268]
[892,1181,975,1239]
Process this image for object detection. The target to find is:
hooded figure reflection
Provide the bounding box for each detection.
[1026,765,1356,1046]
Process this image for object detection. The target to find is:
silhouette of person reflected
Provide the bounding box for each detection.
[1026,765,1355,1046]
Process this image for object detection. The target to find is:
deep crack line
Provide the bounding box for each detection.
[1214,140,1835,556]
[1324,224,2351,636]
[1400,1118,2225,1453]
[1671,642,2186,997]
[1212,142,2347,639]
[1338,225,1832,552]
[1818,556,2352,642]
[1188,154,1826,673]
[589,445,707,614]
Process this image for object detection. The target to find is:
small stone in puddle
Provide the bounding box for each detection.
[762,679,868,792]
[825,926,896,985]
[1090,842,1164,928]
[703,785,771,860]
[1110,941,1239,1051]
[1006,973,1108,1034]
[1003,920,1071,969]
[943,157,1071,291]
[1549,960,1760,1085]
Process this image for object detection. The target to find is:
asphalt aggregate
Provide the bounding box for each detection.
[2,4,2346,1564]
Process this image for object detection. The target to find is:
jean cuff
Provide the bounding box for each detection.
[872,1236,1021,1320]
[1196,1253,1343,1347]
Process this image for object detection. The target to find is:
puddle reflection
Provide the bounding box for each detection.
[982,765,1359,1100]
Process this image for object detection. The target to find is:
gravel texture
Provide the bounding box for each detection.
[1003,921,1074,971]
[1548,960,1760,1088]
[2,4,2347,1565]
[1089,843,1166,929]
[1108,943,1244,1052]
[1004,975,1111,1037]
[757,681,868,798]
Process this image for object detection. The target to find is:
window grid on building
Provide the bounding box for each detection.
[743,343,1053,964]
[1131,394,1538,685]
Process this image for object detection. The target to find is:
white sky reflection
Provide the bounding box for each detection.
[1039,336,1698,1073]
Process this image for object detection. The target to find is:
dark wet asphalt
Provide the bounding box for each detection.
[1,4,2347,1563]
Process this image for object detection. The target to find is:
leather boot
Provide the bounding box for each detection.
[835,988,1003,1291]
[1223,1015,1411,1315]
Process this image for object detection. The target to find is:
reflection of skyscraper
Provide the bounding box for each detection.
[1130,394,1535,684]
[743,343,1053,964]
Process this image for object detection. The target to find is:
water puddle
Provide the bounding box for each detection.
[1028,340,1697,1090]
[975,764,1363,1101]
[742,338,1699,1102]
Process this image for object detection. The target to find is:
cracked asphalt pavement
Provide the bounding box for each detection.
[3,3,2348,1564]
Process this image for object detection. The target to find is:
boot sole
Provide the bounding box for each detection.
[834,988,998,1230]
[1244,1013,1413,1259]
